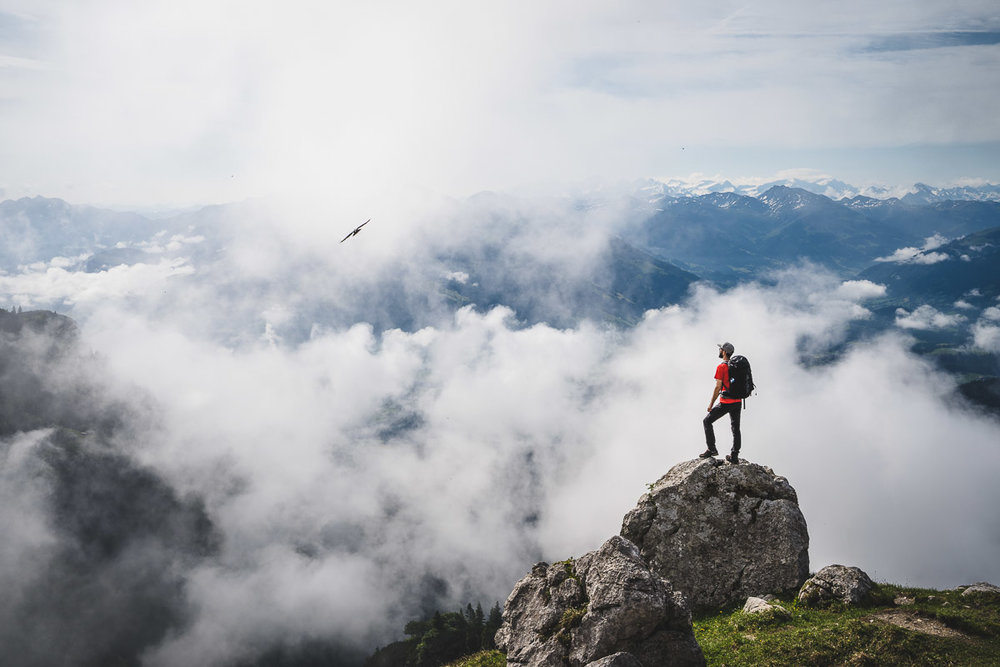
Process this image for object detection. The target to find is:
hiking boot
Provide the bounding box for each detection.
[725,453,740,464]
[699,448,719,459]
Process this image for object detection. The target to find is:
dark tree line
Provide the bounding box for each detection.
[365,602,503,667]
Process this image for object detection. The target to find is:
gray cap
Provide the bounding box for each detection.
[718,342,735,355]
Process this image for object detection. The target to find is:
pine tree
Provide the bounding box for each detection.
[482,602,503,650]
[464,603,481,652]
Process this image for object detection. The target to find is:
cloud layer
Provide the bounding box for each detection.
[29,267,1000,663]
[876,234,952,264]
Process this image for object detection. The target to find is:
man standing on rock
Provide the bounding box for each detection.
[700,341,741,464]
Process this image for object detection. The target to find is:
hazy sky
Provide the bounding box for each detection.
[1,0,999,206]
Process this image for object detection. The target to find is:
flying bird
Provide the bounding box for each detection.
[340,218,371,243]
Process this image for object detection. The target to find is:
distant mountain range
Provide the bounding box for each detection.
[622,185,1000,287]
[1,184,998,337]
[636,176,1000,204]
[0,196,154,268]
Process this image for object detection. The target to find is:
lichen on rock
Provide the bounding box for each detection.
[496,536,704,667]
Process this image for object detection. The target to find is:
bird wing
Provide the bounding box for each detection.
[340,219,371,243]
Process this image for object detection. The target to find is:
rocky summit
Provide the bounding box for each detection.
[495,535,704,667]
[621,459,809,609]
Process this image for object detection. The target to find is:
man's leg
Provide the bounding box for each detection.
[702,404,728,455]
[728,402,742,459]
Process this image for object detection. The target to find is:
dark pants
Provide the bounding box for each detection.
[704,401,741,453]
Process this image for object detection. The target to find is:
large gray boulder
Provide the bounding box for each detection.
[495,536,704,667]
[798,564,875,607]
[621,459,809,609]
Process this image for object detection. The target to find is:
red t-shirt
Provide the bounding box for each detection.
[716,362,741,404]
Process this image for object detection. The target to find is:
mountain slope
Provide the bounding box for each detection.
[626,187,1000,283]
[0,196,158,266]
[842,198,1000,244]
[755,186,889,272]
[858,226,1000,308]
[439,236,699,328]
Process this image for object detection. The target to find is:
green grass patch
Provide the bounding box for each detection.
[443,650,505,667]
[693,584,1000,666]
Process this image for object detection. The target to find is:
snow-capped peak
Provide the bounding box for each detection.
[641,172,1000,203]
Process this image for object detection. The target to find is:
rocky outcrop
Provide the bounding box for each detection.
[620,459,809,609]
[959,582,1000,601]
[495,536,704,667]
[798,564,875,607]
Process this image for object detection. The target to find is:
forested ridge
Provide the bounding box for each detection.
[365,602,503,667]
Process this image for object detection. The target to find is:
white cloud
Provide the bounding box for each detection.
[876,249,920,264]
[875,233,951,264]
[131,232,206,254]
[972,323,1000,353]
[836,279,886,301]
[0,257,193,308]
[912,251,951,265]
[895,305,966,330]
[972,308,1000,352]
[0,431,59,598]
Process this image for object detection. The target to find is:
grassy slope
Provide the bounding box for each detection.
[695,583,1000,667]
[445,651,505,667]
[447,584,1000,667]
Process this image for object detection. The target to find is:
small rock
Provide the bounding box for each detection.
[798,565,875,607]
[743,596,791,619]
[743,597,773,614]
[894,596,915,606]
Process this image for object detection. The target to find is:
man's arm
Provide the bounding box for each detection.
[708,379,723,411]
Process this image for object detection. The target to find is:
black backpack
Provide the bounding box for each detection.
[722,355,755,401]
